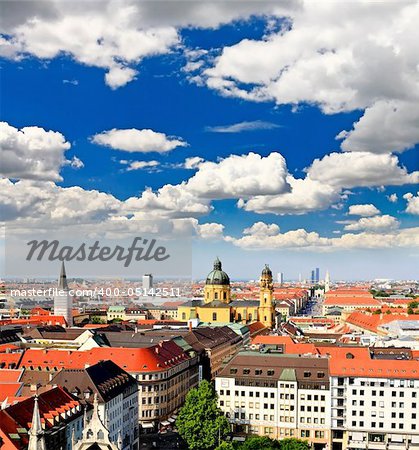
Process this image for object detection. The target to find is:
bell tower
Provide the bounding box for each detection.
[259,264,274,328]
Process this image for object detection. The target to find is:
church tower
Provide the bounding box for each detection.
[28,396,46,450]
[54,261,73,326]
[203,257,231,304]
[258,264,274,328]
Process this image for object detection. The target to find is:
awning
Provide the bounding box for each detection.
[168,418,175,423]
[141,423,154,429]
[161,421,171,426]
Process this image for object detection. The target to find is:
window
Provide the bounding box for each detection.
[255,369,262,375]
[230,369,237,375]
[267,370,274,376]
[212,312,217,321]
[317,372,325,378]
[243,369,250,375]
[304,371,311,378]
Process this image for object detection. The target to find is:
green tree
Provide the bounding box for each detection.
[278,438,311,450]
[215,443,235,450]
[407,306,414,314]
[177,381,230,450]
[408,300,418,309]
[238,436,280,450]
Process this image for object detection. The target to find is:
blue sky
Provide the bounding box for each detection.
[1,2,418,280]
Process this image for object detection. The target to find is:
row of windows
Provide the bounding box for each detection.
[300,394,326,401]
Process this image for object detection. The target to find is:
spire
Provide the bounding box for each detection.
[28,396,46,450]
[213,257,222,270]
[58,261,68,290]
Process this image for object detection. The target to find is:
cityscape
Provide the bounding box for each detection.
[1,1,419,450]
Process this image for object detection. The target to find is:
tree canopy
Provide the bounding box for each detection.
[177,380,229,450]
[216,437,310,450]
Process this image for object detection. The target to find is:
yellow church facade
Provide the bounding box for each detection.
[178,258,276,328]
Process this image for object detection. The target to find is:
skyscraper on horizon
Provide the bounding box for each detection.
[142,273,153,291]
[277,272,284,285]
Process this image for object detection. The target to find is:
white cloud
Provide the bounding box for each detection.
[123,160,160,171]
[203,2,419,111]
[186,152,290,199]
[201,1,419,156]
[228,221,418,250]
[91,128,187,153]
[123,184,212,219]
[0,178,121,223]
[196,222,225,240]
[387,193,398,203]
[183,156,204,169]
[67,156,84,169]
[403,192,419,215]
[243,222,280,236]
[344,215,399,232]
[0,121,71,181]
[206,120,280,133]
[239,176,340,215]
[0,1,286,88]
[337,100,419,154]
[307,152,419,188]
[348,204,380,217]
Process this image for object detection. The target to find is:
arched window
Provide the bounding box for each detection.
[223,292,227,300]
[215,292,218,300]
[182,313,186,320]
[212,312,217,321]
[237,313,242,322]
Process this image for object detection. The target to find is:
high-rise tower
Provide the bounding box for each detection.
[54,262,73,326]
[259,264,274,328]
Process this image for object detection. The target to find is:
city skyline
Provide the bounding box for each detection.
[1,1,419,280]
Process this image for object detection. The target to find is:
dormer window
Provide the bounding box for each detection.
[255,369,262,376]
[303,371,311,378]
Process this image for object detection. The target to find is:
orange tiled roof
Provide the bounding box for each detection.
[323,296,381,306]
[252,335,317,354]
[18,340,191,373]
[345,311,419,333]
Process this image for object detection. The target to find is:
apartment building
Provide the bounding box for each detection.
[328,351,419,450]
[18,340,199,433]
[215,350,331,450]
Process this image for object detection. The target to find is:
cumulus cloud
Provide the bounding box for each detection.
[239,176,340,215]
[122,160,160,171]
[122,184,212,219]
[403,192,419,215]
[91,128,187,153]
[343,215,399,232]
[228,221,418,250]
[0,178,121,223]
[183,156,204,169]
[0,1,285,88]
[243,222,280,236]
[206,120,280,133]
[337,100,419,154]
[201,2,419,156]
[348,204,380,217]
[387,193,398,203]
[196,222,225,240]
[0,121,73,181]
[307,152,419,188]
[186,152,290,199]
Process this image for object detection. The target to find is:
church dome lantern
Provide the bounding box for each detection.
[205,257,230,285]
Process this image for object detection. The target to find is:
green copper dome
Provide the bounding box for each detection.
[205,257,230,285]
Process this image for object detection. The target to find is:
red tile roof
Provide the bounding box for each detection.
[0,387,82,449]
[323,296,381,306]
[0,383,23,403]
[18,340,191,373]
[252,335,317,354]
[345,311,418,333]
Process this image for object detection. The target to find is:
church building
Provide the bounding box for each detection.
[178,258,276,328]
